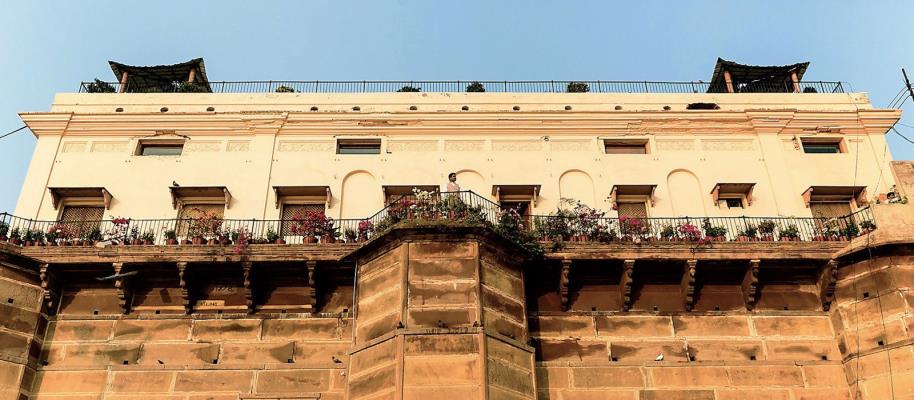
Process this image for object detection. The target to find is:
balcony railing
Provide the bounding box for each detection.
[0,191,875,248]
[78,80,846,94]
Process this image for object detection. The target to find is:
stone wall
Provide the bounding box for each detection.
[0,258,43,400]
[30,315,351,399]
[834,253,914,399]
[532,313,850,399]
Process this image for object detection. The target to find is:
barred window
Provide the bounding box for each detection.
[617,202,647,219]
[59,206,104,238]
[281,204,326,236]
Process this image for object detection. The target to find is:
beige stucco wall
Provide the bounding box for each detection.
[14,92,900,221]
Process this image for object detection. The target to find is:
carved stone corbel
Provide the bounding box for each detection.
[818,260,838,311]
[682,260,697,311]
[177,262,191,314]
[620,260,635,311]
[742,260,760,311]
[559,260,572,311]
[112,262,131,314]
[242,261,254,314]
[39,264,58,313]
[307,261,317,311]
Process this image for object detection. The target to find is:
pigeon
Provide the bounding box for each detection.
[157,360,164,365]
[436,320,446,328]
[172,181,180,187]
[396,321,404,329]
[332,356,342,364]
[655,353,664,361]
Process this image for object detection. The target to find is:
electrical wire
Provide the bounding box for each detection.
[891,127,914,145]
[0,126,27,140]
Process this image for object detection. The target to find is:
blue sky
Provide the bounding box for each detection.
[1,1,913,212]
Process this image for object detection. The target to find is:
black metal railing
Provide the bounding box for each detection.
[78,80,846,94]
[0,191,875,247]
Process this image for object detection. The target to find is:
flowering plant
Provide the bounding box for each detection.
[571,201,605,237]
[619,215,648,236]
[105,217,131,242]
[187,209,223,238]
[291,211,337,239]
[231,227,252,254]
[358,220,374,237]
[46,223,73,244]
[677,222,703,241]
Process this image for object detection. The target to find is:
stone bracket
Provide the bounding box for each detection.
[242,261,254,314]
[307,261,317,311]
[559,260,572,311]
[682,260,697,311]
[177,262,192,314]
[620,259,634,311]
[39,263,59,314]
[743,259,760,311]
[112,262,132,314]
[818,259,838,311]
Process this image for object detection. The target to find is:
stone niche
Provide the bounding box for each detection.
[346,225,536,400]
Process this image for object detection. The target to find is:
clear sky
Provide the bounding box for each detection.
[1,0,913,213]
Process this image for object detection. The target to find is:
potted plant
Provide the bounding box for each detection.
[0,221,8,242]
[275,85,295,93]
[344,228,357,243]
[164,229,178,245]
[619,215,648,241]
[187,208,222,245]
[84,79,115,93]
[677,222,703,242]
[737,224,758,242]
[571,201,605,242]
[566,81,590,93]
[357,220,373,242]
[396,85,421,92]
[839,223,859,240]
[86,228,103,246]
[175,81,208,93]
[265,227,283,245]
[8,228,21,246]
[466,81,485,92]
[860,220,877,234]
[702,219,728,241]
[779,225,800,241]
[22,229,37,246]
[659,225,677,241]
[127,227,141,245]
[758,220,776,241]
[141,231,155,245]
[45,224,62,246]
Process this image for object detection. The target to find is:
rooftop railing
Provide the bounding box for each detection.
[0,191,875,248]
[78,80,846,94]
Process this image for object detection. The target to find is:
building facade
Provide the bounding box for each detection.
[0,59,913,399]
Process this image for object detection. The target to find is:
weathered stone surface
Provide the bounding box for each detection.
[32,370,108,393]
[595,316,673,337]
[45,343,140,366]
[687,340,763,361]
[349,339,396,374]
[649,366,729,387]
[752,316,834,337]
[294,341,351,365]
[262,318,341,340]
[535,367,569,389]
[112,319,191,341]
[672,315,750,336]
[571,367,644,388]
[531,316,595,337]
[610,341,688,362]
[408,281,476,306]
[409,259,476,279]
[715,389,792,400]
[487,357,533,395]
[765,339,841,361]
[47,320,115,341]
[404,334,478,355]
[255,369,331,393]
[348,364,396,399]
[0,278,41,311]
[220,341,293,364]
[110,371,175,392]
[639,389,715,400]
[0,331,29,359]
[192,319,261,341]
[173,370,254,392]
[408,242,476,259]
[487,337,532,370]
[536,339,607,362]
[728,365,804,386]
[0,304,38,334]
[404,386,480,400]
[139,342,221,365]
[404,355,479,386]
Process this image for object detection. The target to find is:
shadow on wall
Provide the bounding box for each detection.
[340,171,381,219]
[559,170,595,207]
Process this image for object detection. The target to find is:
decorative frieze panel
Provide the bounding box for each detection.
[492,140,542,152]
[90,141,128,153]
[444,140,484,152]
[226,141,251,152]
[61,141,88,153]
[550,140,591,152]
[701,139,756,151]
[655,139,695,151]
[387,140,437,152]
[277,141,333,152]
[184,141,222,153]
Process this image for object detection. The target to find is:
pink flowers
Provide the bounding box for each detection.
[358,220,374,236]
[677,223,702,241]
[111,217,130,225]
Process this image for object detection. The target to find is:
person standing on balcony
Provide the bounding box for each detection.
[447,172,460,192]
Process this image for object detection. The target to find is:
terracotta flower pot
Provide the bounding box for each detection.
[181,239,191,245]
[779,237,799,242]
[274,238,286,244]
[303,236,317,244]
[192,237,205,245]
[9,238,21,246]
[0,236,7,242]
[166,239,178,245]
[321,235,336,244]
[760,235,774,241]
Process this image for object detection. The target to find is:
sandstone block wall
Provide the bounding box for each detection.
[531,313,850,399]
[0,261,44,400]
[834,254,914,399]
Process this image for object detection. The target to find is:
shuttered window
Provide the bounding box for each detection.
[810,202,852,219]
[280,204,326,236]
[60,206,104,238]
[617,202,648,218]
[176,204,225,237]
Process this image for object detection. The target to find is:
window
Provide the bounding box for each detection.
[280,203,325,236]
[60,206,104,237]
[810,202,852,219]
[337,138,381,154]
[617,201,648,218]
[138,140,184,156]
[603,139,648,154]
[722,198,744,209]
[801,138,844,154]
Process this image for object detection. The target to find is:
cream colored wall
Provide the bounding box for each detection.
[14,92,900,221]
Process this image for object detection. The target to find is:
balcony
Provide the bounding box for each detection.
[78,80,846,94]
[0,191,875,256]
